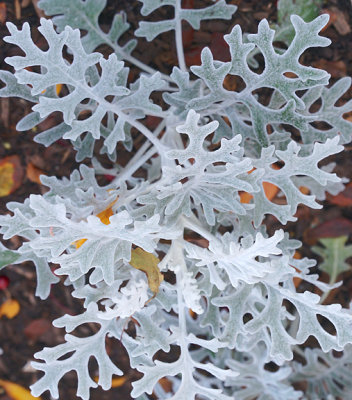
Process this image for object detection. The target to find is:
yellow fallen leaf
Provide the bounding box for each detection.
[0,380,41,400]
[130,248,163,294]
[0,299,20,319]
[0,155,23,197]
[0,162,14,197]
[93,376,126,388]
[75,238,87,249]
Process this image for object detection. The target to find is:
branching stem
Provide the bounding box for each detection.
[174,0,187,72]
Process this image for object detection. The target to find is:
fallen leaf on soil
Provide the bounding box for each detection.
[158,377,173,393]
[209,32,230,62]
[292,251,302,288]
[130,248,163,294]
[240,166,280,203]
[185,45,203,66]
[304,217,352,245]
[24,318,51,341]
[0,3,6,24]
[0,299,20,319]
[328,6,351,35]
[327,182,352,207]
[31,0,46,19]
[26,162,45,185]
[93,376,126,388]
[0,380,41,400]
[0,155,23,197]
[312,59,347,78]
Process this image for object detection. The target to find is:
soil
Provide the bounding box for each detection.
[0,0,352,399]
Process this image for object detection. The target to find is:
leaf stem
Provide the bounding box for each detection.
[114,121,165,183]
[174,0,187,72]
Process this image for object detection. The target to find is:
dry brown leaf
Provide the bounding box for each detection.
[0,3,6,24]
[24,318,51,341]
[330,6,351,35]
[304,217,352,245]
[158,377,173,393]
[31,0,46,19]
[327,182,352,207]
[312,59,347,78]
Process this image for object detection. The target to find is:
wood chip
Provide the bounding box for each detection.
[14,0,21,19]
[330,6,351,35]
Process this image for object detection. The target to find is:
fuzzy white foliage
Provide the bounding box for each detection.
[0,3,351,400]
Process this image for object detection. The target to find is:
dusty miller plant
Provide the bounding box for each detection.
[0,0,352,399]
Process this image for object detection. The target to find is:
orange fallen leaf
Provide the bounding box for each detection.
[26,162,45,185]
[299,186,310,195]
[75,238,87,249]
[0,380,41,400]
[41,84,62,96]
[240,166,280,204]
[74,197,118,249]
[189,309,197,319]
[0,299,20,319]
[96,202,116,225]
[93,376,126,388]
[0,155,23,197]
[292,251,302,288]
[158,377,173,393]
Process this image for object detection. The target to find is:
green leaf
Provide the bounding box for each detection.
[0,245,20,270]
[276,0,323,43]
[313,236,352,280]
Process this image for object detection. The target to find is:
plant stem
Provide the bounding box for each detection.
[174,0,187,72]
